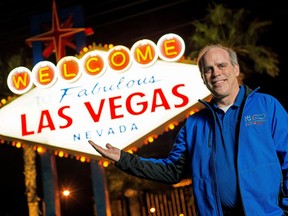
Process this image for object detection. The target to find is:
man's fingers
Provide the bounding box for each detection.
[88,140,120,162]
[88,140,101,151]
[88,140,96,148]
[88,140,95,145]
[106,143,113,149]
[88,140,111,153]
[88,140,110,150]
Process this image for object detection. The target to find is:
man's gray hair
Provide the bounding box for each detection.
[196,44,238,73]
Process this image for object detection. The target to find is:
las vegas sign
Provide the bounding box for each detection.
[0,33,210,159]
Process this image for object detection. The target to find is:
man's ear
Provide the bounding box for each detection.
[234,64,240,77]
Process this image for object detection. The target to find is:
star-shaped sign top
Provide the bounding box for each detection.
[26,0,93,62]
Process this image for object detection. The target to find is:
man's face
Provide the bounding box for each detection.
[200,48,240,101]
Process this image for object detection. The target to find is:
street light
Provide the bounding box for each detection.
[62,189,70,197]
[149,207,156,213]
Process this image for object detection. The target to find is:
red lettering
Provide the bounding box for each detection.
[84,100,105,122]
[21,106,74,136]
[21,114,34,136]
[151,88,170,112]
[83,84,188,123]
[58,106,73,128]
[109,96,124,119]
[126,92,148,115]
[37,110,56,133]
[172,84,189,108]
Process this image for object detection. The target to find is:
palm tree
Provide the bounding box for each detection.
[0,48,33,97]
[187,3,279,83]
[23,144,41,216]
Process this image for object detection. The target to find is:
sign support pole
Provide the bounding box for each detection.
[40,152,61,216]
[90,160,112,216]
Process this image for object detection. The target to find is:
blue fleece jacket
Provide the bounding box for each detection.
[115,86,288,216]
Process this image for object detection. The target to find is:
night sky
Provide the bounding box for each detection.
[0,0,287,215]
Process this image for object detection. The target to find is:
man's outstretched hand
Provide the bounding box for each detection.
[88,140,121,162]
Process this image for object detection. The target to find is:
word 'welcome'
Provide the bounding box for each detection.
[7,33,185,95]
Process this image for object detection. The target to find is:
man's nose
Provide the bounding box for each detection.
[212,67,221,76]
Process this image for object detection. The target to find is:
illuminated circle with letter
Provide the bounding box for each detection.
[57,56,81,83]
[107,45,132,73]
[7,67,34,94]
[32,61,57,88]
[157,33,185,61]
[130,39,158,67]
[81,50,107,78]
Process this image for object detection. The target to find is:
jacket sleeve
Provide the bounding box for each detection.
[272,98,288,209]
[114,125,190,184]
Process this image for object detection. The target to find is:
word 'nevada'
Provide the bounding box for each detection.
[7,33,185,95]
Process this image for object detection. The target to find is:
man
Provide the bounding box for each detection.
[88,44,288,215]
